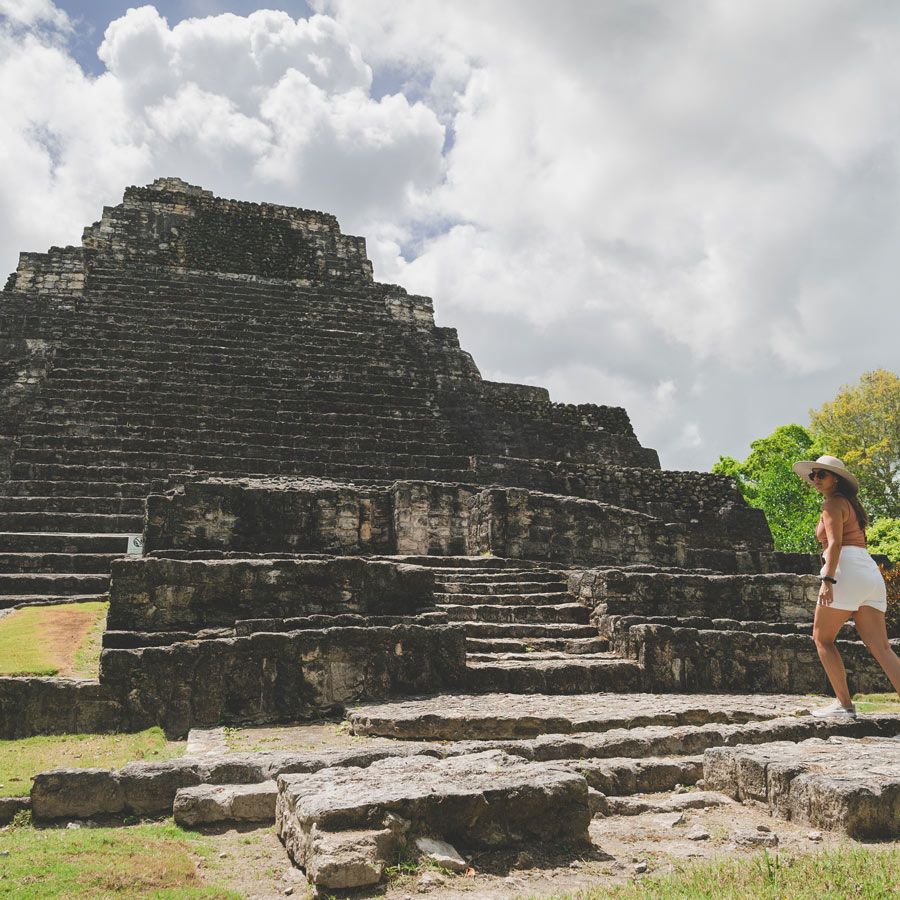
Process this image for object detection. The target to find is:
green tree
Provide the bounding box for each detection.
[809,369,900,518]
[713,424,822,552]
[867,517,900,562]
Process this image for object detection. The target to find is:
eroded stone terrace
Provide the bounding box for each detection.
[1,178,897,893]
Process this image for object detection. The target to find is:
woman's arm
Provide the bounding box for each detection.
[818,498,845,606]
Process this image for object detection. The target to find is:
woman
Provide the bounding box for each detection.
[792,455,900,716]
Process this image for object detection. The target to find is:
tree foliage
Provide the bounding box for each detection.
[809,369,900,518]
[868,517,900,563]
[713,424,821,552]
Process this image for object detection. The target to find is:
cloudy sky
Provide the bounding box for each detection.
[2,1,898,471]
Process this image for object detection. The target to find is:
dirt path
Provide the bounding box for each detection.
[41,606,101,677]
[196,789,895,899]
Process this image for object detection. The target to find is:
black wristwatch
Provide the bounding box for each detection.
[821,576,837,585]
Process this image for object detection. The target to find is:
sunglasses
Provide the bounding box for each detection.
[809,470,830,481]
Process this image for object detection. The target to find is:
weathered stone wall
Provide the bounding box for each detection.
[145,477,394,554]
[0,293,74,479]
[439,382,659,469]
[392,482,479,555]
[107,556,434,631]
[470,457,772,550]
[100,624,467,737]
[686,548,822,574]
[79,177,373,284]
[469,488,686,567]
[7,247,89,297]
[570,569,817,624]
[612,621,898,694]
[0,677,124,739]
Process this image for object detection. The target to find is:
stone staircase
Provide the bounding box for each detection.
[402,557,643,693]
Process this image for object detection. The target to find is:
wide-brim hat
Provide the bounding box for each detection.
[792,455,859,491]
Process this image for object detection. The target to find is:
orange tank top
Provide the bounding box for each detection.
[816,497,866,551]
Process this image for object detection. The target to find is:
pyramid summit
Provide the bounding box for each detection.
[1,182,896,872]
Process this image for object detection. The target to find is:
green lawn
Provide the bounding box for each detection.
[853,692,900,714]
[0,821,239,898]
[0,729,184,798]
[532,847,900,899]
[0,601,108,677]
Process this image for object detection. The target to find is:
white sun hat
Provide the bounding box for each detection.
[792,455,859,491]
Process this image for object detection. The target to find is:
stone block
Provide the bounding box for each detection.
[277,750,590,861]
[703,736,900,837]
[173,781,278,826]
[102,624,466,737]
[347,692,813,740]
[0,677,124,740]
[107,555,433,631]
[304,826,396,889]
[31,769,124,821]
[468,488,686,567]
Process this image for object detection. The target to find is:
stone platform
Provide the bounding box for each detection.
[704,735,900,838]
[347,692,815,740]
[276,749,590,888]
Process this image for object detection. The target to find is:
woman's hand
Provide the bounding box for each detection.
[818,581,834,606]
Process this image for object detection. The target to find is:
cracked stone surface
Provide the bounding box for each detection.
[704,735,900,837]
[276,749,591,876]
[348,692,815,739]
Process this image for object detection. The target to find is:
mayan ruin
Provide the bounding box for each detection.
[0,178,897,894]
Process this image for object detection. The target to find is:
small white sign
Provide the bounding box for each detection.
[127,534,144,555]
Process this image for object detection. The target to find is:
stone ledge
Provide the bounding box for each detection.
[348,692,814,740]
[276,750,590,886]
[704,735,900,838]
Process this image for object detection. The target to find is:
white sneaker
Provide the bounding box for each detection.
[811,700,857,718]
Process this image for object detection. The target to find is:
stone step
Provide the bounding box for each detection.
[0,572,110,597]
[439,602,590,624]
[0,592,107,610]
[0,552,120,574]
[23,420,448,444]
[704,736,900,838]
[464,655,643,694]
[44,369,434,406]
[173,782,277,827]
[0,481,150,498]
[435,580,568,595]
[0,495,144,514]
[11,460,472,484]
[466,636,609,655]
[468,650,615,663]
[15,433,468,458]
[29,715,900,826]
[347,693,815,740]
[392,556,543,570]
[0,532,129,553]
[433,572,566,585]
[461,622,599,638]
[435,591,572,606]
[276,750,590,889]
[0,511,144,533]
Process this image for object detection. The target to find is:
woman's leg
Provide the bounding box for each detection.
[812,605,855,706]
[853,605,900,696]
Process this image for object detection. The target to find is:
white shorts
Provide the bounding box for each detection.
[820,546,888,613]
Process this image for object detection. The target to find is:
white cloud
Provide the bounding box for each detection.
[0,3,443,277]
[0,0,69,30]
[318,0,900,468]
[2,1,900,473]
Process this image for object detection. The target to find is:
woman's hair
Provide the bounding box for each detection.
[834,475,869,530]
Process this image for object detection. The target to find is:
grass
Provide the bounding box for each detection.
[0,728,184,798]
[524,847,900,899]
[0,601,108,677]
[0,820,240,898]
[852,692,900,714]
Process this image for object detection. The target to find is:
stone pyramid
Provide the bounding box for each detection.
[1,181,896,874]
